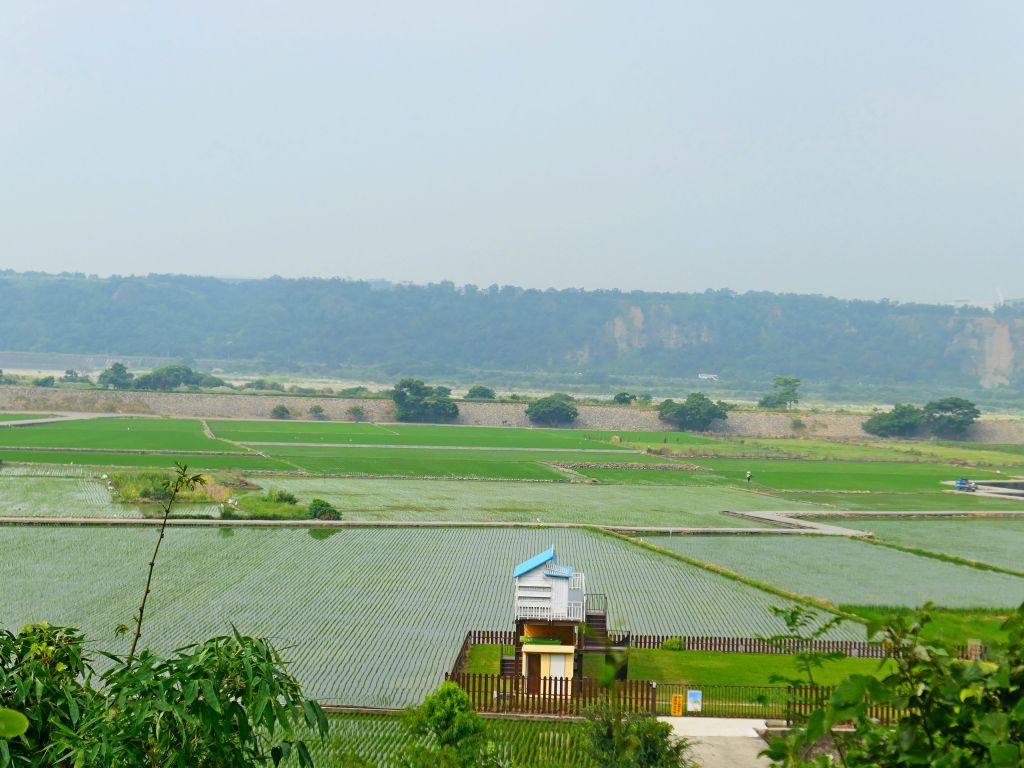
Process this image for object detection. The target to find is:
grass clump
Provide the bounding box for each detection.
[231,487,309,519]
[109,471,224,504]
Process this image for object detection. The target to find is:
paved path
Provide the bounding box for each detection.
[659,717,772,768]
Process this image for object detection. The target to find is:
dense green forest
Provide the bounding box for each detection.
[2,271,1023,400]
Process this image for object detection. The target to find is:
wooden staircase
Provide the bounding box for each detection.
[500,654,518,677]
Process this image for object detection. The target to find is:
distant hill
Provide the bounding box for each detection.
[2,271,1022,399]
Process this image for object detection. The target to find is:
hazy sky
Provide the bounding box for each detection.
[2,2,1021,304]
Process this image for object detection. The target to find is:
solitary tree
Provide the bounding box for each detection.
[98,362,134,390]
[308,404,327,419]
[465,385,496,400]
[923,397,980,438]
[612,392,637,405]
[759,375,801,410]
[391,379,459,423]
[657,393,728,431]
[526,395,579,425]
[270,404,291,419]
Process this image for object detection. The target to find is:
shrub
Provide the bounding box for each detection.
[924,396,980,439]
[391,379,459,423]
[271,404,291,419]
[308,404,327,419]
[346,405,367,422]
[863,403,926,438]
[32,376,56,387]
[0,622,326,765]
[465,386,496,400]
[267,488,299,504]
[657,393,728,431]
[612,392,637,405]
[526,396,579,425]
[308,498,340,520]
[581,702,695,767]
[660,637,685,651]
[403,682,498,768]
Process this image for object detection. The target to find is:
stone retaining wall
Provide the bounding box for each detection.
[1,386,1021,443]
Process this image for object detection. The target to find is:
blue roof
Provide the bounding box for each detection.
[546,564,574,579]
[513,548,556,579]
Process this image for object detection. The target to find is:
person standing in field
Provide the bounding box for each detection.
[746,471,752,483]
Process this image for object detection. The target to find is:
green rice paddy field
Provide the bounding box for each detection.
[650,534,1024,608]
[0,417,239,451]
[830,517,1024,572]
[0,526,859,706]
[0,475,143,518]
[248,477,809,526]
[0,413,55,422]
[313,712,592,768]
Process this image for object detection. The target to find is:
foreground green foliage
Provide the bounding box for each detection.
[766,604,1024,767]
[0,622,326,767]
[402,683,498,768]
[580,702,694,768]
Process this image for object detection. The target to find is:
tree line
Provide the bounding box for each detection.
[2,271,1022,394]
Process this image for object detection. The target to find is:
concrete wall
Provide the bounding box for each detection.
[1,386,1021,443]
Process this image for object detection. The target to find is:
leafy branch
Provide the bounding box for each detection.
[127,462,204,661]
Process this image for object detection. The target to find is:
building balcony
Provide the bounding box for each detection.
[515,600,585,622]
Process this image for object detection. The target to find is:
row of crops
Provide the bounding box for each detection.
[313,712,592,767]
[0,525,859,706]
[0,476,143,518]
[651,534,1024,608]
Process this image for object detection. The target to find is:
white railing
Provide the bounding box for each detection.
[544,564,573,578]
[569,574,585,592]
[515,601,585,622]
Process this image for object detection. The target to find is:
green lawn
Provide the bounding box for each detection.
[627,649,894,686]
[698,458,1005,492]
[465,643,504,674]
[462,643,895,687]
[246,476,814,525]
[0,418,239,452]
[841,606,1010,645]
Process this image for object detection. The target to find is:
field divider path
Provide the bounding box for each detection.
[239,441,644,453]
[0,516,864,536]
[0,445,252,456]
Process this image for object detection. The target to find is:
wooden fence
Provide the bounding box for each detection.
[446,673,904,724]
[445,672,656,716]
[465,629,979,660]
[788,685,899,725]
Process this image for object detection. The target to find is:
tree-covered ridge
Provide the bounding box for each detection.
[2,271,1023,391]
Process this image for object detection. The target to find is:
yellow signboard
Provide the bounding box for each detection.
[670,694,684,717]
